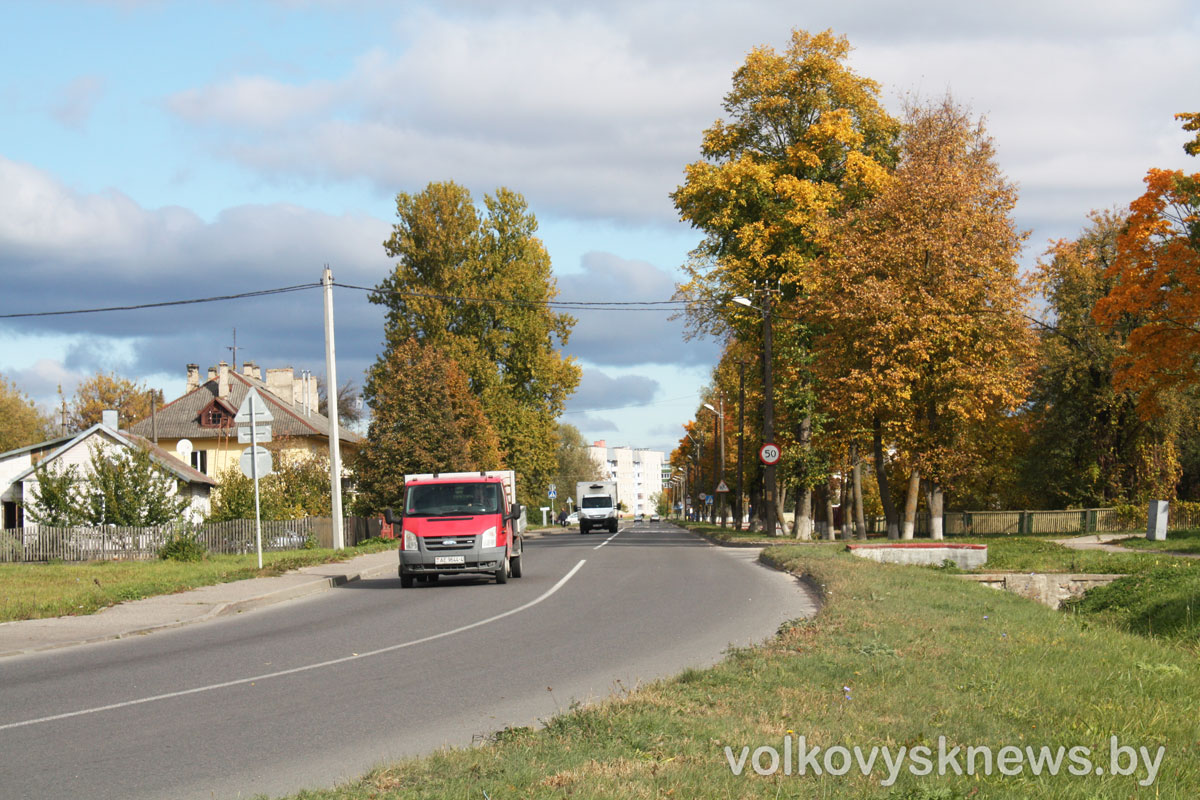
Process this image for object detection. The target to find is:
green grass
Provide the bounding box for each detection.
[1068,565,1200,646]
[266,546,1200,799]
[1120,528,1200,555]
[0,539,398,622]
[956,535,1199,573]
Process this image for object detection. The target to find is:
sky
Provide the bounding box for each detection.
[1,0,1197,456]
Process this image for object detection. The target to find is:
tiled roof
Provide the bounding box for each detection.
[7,424,216,487]
[128,372,362,445]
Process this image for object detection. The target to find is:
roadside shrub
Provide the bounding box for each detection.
[158,530,207,562]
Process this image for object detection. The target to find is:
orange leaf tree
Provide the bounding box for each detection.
[815,97,1033,536]
[1093,148,1200,415]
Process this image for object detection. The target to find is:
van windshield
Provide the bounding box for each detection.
[405,483,501,517]
[582,496,612,509]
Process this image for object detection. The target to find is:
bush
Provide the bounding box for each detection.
[158,530,207,562]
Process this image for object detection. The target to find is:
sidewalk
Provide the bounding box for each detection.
[0,548,401,658]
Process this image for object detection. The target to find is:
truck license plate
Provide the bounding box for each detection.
[434,555,465,565]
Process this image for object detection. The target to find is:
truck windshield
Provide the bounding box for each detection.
[581,496,612,508]
[406,483,501,517]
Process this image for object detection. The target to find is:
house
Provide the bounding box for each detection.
[0,411,216,528]
[127,362,362,481]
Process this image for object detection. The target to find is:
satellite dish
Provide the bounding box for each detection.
[177,438,194,459]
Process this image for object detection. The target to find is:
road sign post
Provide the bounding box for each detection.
[235,389,275,568]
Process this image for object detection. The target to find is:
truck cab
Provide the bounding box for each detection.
[386,471,524,587]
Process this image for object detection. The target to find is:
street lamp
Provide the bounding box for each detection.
[732,288,777,537]
[702,398,726,526]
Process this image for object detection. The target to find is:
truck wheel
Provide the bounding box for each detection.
[580,523,589,535]
[510,553,523,578]
[610,521,618,533]
[495,557,509,584]
[400,572,414,588]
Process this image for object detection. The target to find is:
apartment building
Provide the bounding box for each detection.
[586,440,665,517]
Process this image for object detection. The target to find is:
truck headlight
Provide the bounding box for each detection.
[480,526,497,549]
[403,530,418,551]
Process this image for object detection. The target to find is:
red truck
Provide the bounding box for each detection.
[384,470,525,587]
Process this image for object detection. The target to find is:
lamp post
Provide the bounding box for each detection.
[703,397,725,526]
[733,288,776,537]
[736,360,745,530]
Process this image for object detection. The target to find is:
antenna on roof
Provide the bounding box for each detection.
[227,328,239,371]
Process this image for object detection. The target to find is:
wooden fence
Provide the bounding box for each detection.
[0,516,382,563]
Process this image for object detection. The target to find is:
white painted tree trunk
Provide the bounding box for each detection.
[794,486,812,540]
[902,468,920,539]
[929,482,944,539]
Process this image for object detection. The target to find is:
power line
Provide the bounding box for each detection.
[0,283,320,319]
[334,282,689,311]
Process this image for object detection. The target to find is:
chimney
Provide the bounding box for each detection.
[594,440,607,448]
[265,368,294,402]
[241,360,261,380]
[217,361,231,398]
[186,363,200,392]
[102,409,118,429]
[207,366,218,382]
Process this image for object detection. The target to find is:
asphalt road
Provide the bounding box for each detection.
[0,521,815,800]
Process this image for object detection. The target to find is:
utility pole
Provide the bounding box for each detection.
[322,266,345,550]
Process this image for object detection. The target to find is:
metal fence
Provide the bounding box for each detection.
[0,516,381,563]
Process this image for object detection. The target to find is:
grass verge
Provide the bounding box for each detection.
[271,545,1200,799]
[0,539,398,622]
[1120,528,1200,555]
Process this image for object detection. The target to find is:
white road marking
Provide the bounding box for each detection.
[593,527,624,550]
[0,559,589,732]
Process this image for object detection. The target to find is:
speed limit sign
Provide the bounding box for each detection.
[759,442,781,465]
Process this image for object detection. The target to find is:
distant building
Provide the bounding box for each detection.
[586,440,664,517]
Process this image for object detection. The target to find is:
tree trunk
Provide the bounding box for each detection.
[902,467,920,539]
[792,486,811,540]
[774,485,789,537]
[873,416,900,539]
[852,446,867,540]
[929,481,945,540]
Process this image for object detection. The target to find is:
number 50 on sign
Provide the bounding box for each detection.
[759,443,781,465]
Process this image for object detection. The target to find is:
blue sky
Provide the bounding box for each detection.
[1,0,1198,455]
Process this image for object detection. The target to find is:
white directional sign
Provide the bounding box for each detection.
[239,445,273,478]
[237,425,272,444]
[233,388,275,424]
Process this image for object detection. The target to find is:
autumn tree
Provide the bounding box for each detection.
[816,97,1032,538]
[1093,115,1200,414]
[66,371,154,431]
[554,423,603,502]
[1022,210,1182,505]
[352,338,502,514]
[0,374,53,452]
[317,377,364,426]
[372,182,580,505]
[672,28,899,531]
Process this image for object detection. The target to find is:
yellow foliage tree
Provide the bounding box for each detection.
[815,98,1033,537]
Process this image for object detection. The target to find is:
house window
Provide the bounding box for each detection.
[191,450,208,475]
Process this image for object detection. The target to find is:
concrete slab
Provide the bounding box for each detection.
[847,542,988,569]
